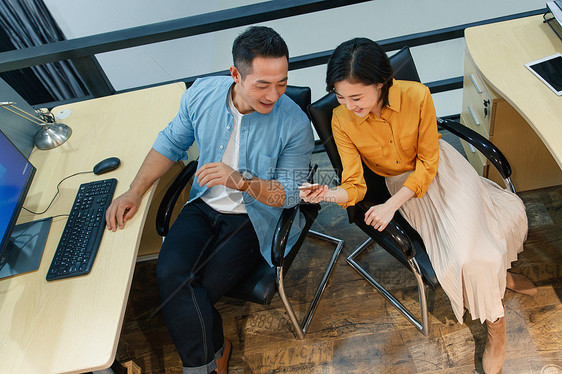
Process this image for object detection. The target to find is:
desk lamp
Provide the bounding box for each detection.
[0,101,72,150]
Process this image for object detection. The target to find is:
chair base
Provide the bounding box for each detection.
[277,230,344,339]
[346,237,430,336]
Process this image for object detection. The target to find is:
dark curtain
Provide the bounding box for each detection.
[0,0,88,105]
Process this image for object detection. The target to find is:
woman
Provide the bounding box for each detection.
[301,38,536,374]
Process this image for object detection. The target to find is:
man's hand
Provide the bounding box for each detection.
[105,190,143,231]
[364,202,398,232]
[103,148,175,232]
[195,162,245,190]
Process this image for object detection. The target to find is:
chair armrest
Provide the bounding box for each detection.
[270,162,318,266]
[437,118,512,180]
[349,205,415,260]
[156,160,198,237]
[270,205,299,267]
[384,220,415,260]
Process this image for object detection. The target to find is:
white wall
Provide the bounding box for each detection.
[43,0,545,116]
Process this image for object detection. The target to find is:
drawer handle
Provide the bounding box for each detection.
[468,106,480,126]
[469,144,477,153]
[469,74,482,94]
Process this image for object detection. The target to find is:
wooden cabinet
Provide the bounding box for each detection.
[459,49,562,191]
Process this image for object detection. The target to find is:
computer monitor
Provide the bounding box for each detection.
[0,129,54,279]
[0,129,36,256]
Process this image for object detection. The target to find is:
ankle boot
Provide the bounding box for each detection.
[506,272,537,296]
[483,317,506,374]
[215,338,231,374]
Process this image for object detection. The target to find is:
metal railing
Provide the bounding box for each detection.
[0,0,370,100]
[0,1,546,108]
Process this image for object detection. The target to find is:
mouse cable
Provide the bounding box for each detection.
[22,171,93,215]
[49,213,70,220]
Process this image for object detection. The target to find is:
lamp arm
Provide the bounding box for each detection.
[0,102,48,126]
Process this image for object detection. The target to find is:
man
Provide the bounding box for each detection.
[105,26,313,374]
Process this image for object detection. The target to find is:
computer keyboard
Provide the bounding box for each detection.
[46,178,117,281]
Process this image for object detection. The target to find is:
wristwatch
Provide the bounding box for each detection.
[239,170,253,191]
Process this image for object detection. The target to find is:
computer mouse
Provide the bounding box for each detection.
[93,157,121,175]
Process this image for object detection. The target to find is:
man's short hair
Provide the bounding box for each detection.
[232,26,289,77]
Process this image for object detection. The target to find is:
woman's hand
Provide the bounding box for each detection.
[364,202,398,232]
[365,186,415,231]
[299,183,329,203]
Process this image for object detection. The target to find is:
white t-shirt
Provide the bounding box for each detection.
[200,88,247,214]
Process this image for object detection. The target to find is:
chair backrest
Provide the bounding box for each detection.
[307,46,420,182]
[390,46,421,82]
[307,93,343,179]
[285,85,312,116]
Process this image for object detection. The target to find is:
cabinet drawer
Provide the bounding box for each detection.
[462,51,497,135]
[459,139,487,176]
[459,114,488,176]
[460,102,490,140]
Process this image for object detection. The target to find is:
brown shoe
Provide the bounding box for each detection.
[216,338,231,374]
[506,272,537,296]
[483,317,506,374]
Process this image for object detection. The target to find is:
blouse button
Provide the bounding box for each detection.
[396,160,399,164]
[390,140,393,143]
[226,125,231,130]
[220,145,224,149]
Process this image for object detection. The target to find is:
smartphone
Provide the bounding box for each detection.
[298,183,322,191]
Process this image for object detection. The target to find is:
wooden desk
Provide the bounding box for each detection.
[462,15,562,191]
[0,82,185,373]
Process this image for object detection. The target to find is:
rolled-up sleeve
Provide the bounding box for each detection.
[332,111,367,208]
[402,87,439,198]
[276,120,314,208]
[152,91,195,162]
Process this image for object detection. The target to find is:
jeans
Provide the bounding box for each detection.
[156,199,261,373]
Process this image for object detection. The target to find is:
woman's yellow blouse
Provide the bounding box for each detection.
[332,79,441,208]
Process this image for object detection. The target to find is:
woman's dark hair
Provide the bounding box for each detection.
[326,38,394,107]
[232,26,289,77]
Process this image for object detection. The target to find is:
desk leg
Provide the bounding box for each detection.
[92,360,141,374]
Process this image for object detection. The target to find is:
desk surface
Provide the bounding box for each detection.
[0,82,185,373]
[465,14,562,168]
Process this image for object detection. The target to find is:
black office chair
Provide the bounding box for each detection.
[307,47,515,336]
[155,85,344,339]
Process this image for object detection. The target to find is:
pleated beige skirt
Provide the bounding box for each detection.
[385,140,527,323]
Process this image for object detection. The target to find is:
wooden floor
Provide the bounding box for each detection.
[116,152,562,374]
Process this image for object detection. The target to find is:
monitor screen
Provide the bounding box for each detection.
[0,129,36,257]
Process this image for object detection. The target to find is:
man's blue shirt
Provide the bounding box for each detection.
[153,76,314,266]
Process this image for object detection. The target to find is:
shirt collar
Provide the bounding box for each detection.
[352,79,401,125]
[227,84,243,118]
